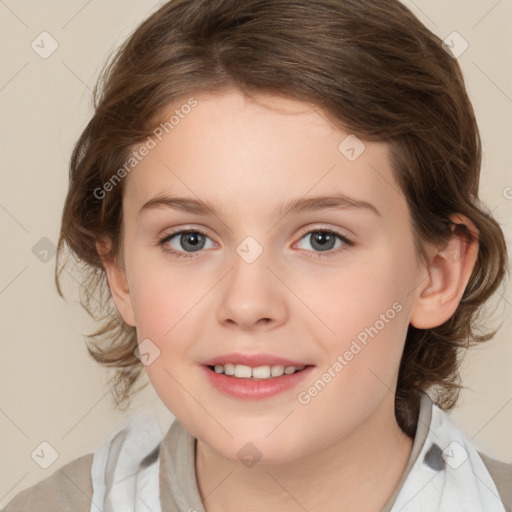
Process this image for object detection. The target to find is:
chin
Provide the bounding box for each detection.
[214,431,308,467]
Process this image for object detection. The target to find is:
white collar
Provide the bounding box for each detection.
[389,393,506,511]
[90,394,507,512]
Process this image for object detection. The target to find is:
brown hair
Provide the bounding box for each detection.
[55,0,509,437]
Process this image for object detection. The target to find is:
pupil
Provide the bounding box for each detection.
[182,232,204,251]
[312,231,335,251]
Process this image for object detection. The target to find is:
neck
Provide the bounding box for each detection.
[195,396,414,512]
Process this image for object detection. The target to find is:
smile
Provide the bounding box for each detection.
[202,364,314,400]
[208,363,306,380]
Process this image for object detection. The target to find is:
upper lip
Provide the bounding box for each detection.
[202,353,312,367]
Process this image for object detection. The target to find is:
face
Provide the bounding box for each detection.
[109,88,429,464]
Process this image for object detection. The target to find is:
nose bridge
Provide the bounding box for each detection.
[235,234,266,266]
[216,233,288,329]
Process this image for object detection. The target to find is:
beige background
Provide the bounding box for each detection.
[0,0,511,506]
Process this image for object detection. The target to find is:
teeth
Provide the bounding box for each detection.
[210,363,306,379]
[234,365,252,378]
[252,365,271,379]
[224,363,235,376]
[271,365,285,377]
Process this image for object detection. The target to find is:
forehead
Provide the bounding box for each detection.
[123,89,406,221]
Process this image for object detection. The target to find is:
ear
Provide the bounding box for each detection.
[409,214,479,329]
[96,238,136,327]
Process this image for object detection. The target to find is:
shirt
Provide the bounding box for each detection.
[2,392,511,511]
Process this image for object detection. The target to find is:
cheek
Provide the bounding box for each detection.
[311,247,413,335]
[127,261,207,411]
[306,244,415,382]
[126,251,207,337]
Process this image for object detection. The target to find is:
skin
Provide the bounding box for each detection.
[100,88,478,511]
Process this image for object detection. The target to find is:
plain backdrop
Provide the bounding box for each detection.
[0,0,511,506]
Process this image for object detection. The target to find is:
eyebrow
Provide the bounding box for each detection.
[138,193,381,218]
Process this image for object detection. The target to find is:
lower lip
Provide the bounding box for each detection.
[201,365,314,400]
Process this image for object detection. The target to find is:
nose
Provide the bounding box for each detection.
[216,249,289,331]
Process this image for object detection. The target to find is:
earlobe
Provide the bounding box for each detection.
[96,239,136,327]
[410,214,479,329]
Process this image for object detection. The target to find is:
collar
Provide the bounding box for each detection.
[90,392,506,512]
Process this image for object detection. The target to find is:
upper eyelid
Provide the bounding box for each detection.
[296,225,352,239]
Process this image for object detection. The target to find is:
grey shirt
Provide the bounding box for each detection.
[3,395,511,511]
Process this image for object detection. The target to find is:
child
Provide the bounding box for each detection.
[4,0,511,510]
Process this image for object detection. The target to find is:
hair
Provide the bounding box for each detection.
[55,0,509,437]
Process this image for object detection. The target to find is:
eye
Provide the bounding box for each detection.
[158,226,354,260]
[295,227,354,258]
[159,229,216,258]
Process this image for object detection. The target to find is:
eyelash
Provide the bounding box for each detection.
[158,226,355,260]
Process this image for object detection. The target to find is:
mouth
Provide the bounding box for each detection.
[201,362,314,400]
[206,363,310,380]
